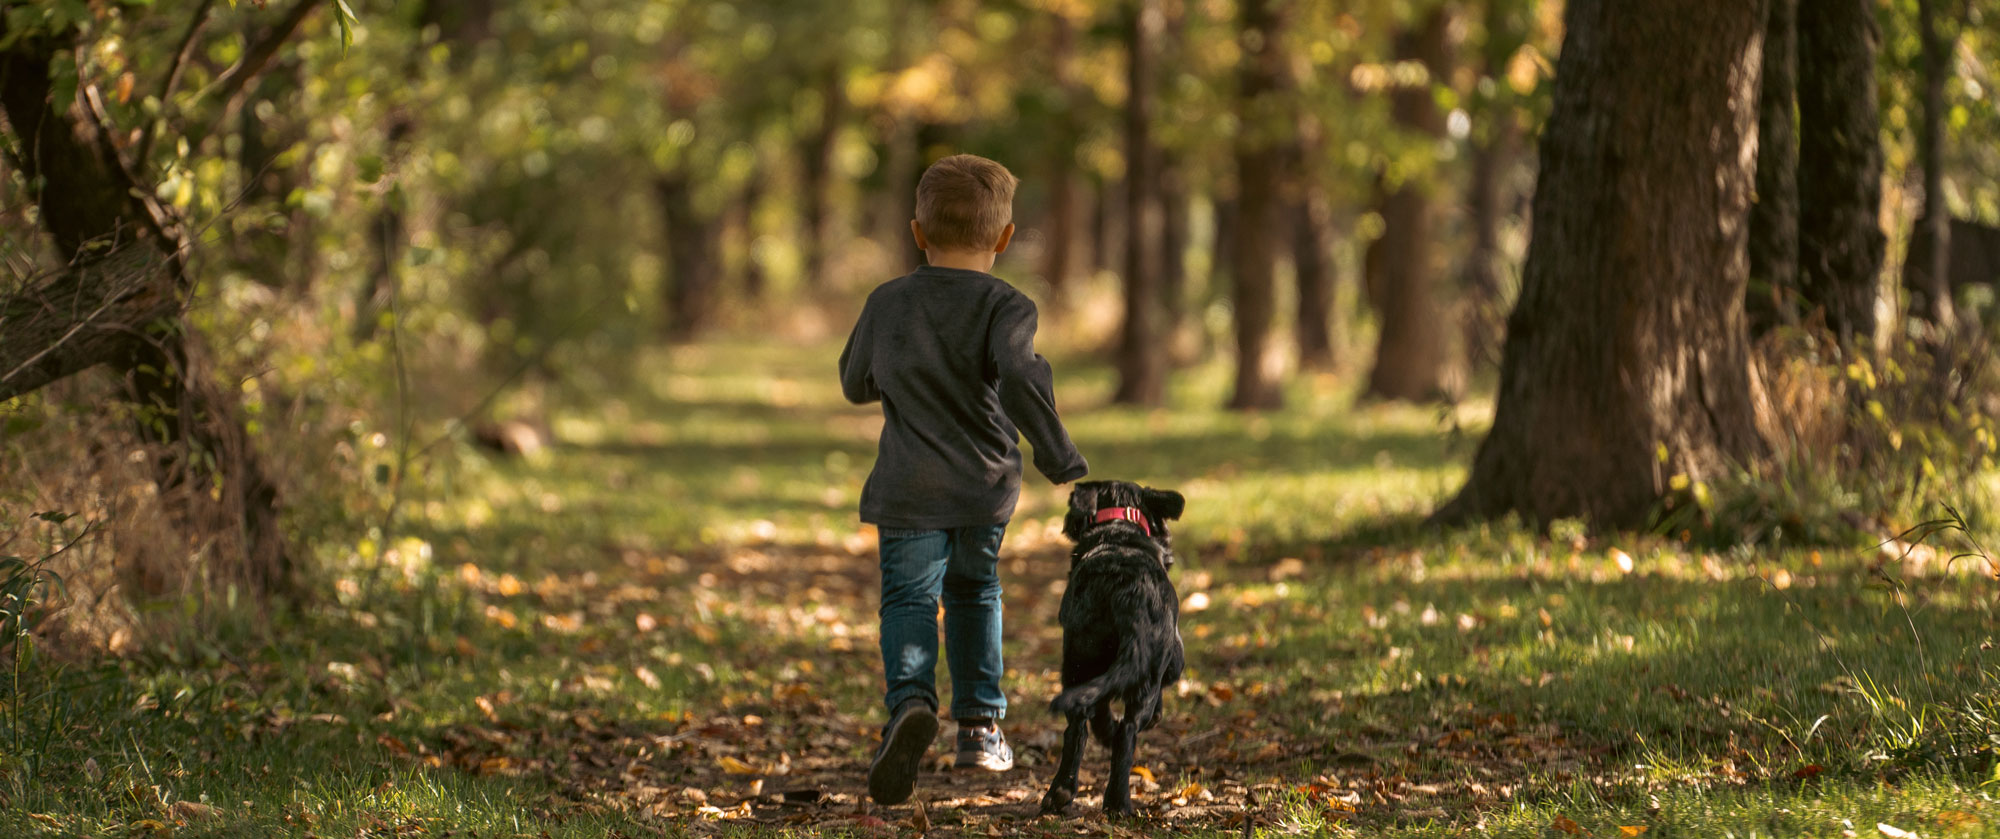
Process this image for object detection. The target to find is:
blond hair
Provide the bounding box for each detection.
[915,154,1017,250]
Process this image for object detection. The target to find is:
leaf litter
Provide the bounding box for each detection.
[357,532,1689,835]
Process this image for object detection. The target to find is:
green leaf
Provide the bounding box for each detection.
[333,0,357,53]
[48,53,77,116]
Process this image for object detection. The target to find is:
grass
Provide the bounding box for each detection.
[4,333,2000,837]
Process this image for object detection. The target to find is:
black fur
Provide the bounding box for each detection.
[1039,480,1186,817]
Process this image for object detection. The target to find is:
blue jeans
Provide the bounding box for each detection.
[877,523,1008,721]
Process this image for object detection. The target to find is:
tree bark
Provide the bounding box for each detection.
[1041,11,1082,302]
[1226,0,1286,410]
[1364,9,1456,403]
[1748,0,1801,337]
[1160,162,1190,333]
[1294,190,1340,370]
[657,175,719,341]
[1796,0,1886,349]
[1903,0,1956,330]
[1113,0,1168,406]
[1434,0,1767,529]
[801,73,845,290]
[1463,0,1527,369]
[0,25,292,590]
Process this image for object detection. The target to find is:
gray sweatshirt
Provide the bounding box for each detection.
[838,265,1089,529]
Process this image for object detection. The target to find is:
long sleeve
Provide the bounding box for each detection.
[987,295,1088,483]
[838,307,880,404]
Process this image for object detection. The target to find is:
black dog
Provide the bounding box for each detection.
[1039,480,1186,817]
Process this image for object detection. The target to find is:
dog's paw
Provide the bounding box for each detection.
[1103,797,1138,818]
[1038,789,1074,816]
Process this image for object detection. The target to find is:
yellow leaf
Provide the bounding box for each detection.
[718,756,761,775]
[1130,766,1155,783]
[1620,827,1649,837]
[168,801,221,820]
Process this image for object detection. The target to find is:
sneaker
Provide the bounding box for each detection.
[867,699,939,805]
[954,720,1014,771]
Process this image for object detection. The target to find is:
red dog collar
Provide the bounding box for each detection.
[1094,506,1151,536]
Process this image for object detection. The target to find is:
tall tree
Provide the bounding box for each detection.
[1462,0,1528,368]
[1113,0,1168,406]
[1227,0,1287,410]
[1903,0,1958,331]
[1364,8,1456,403]
[657,174,720,340]
[1293,166,1341,370]
[0,11,298,590]
[1797,0,1886,349]
[1435,0,1766,528]
[1041,9,1085,301]
[801,72,846,290]
[1748,0,1801,336]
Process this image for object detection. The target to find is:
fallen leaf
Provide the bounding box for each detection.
[1130,766,1155,784]
[169,801,221,820]
[1553,815,1584,835]
[1934,811,1979,830]
[1793,764,1824,779]
[1610,548,1634,573]
[1620,827,1648,837]
[910,799,931,835]
[717,756,761,775]
[1879,823,1918,839]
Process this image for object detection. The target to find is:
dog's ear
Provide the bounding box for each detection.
[1062,482,1102,542]
[1139,488,1185,522]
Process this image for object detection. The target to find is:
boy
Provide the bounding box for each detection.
[838,154,1089,805]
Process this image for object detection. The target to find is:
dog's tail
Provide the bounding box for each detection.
[1049,635,1148,719]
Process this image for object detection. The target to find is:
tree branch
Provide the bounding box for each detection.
[135,0,218,169]
[195,0,323,138]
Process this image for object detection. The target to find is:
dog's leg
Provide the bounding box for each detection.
[1039,713,1089,815]
[1102,710,1140,817]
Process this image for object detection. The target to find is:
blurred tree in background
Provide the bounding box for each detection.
[3,0,2000,606]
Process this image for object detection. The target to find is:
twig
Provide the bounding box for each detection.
[135,0,219,169]
[194,0,323,140]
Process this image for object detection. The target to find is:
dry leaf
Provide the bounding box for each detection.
[1793,764,1824,779]
[169,801,221,820]
[909,799,931,835]
[1130,766,1155,784]
[1552,815,1584,835]
[1620,827,1648,837]
[717,756,761,775]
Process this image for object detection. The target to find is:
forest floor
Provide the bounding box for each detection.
[7,336,2000,837]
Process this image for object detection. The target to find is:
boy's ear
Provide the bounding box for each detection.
[1062,482,1101,542]
[992,223,1015,255]
[910,219,929,251]
[1139,487,1185,522]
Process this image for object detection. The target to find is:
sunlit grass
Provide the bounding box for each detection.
[6,332,2000,836]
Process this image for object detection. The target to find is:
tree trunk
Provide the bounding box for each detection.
[1797,0,1886,349]
[1226,0,1286,410]
[0,26,292,590]
[801,73,845,290]
[873,114,918,256]
[1096,176,1126,276]
[1294,190,1340,370]
[1434,0,1767,529]
[1042,10,1082,302]
[1748,0,1801,337]
[1463,0,1527,369]
[1903,0,1956,331]
[657,175,719,341]
[736,175,767,300]
[1113,0,1168,406]
[1364,9,1456,403]
[1161,162,1191,334]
